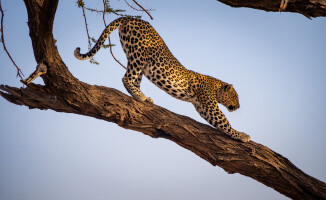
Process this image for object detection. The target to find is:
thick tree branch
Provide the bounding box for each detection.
[0,0,325,199]
[217,0,326,18]
[1,80,326,200]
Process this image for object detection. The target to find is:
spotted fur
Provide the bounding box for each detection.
[74,17,250,142]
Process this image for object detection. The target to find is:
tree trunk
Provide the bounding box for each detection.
[1,0,326,199]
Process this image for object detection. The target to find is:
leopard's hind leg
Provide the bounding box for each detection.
[122,56,153,103]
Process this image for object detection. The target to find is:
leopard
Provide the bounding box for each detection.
[74,17,250,142]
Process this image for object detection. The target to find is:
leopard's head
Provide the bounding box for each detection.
[219,83,240,112]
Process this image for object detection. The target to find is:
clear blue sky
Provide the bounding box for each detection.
[1,0,326,199]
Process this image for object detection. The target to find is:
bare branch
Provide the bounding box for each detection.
[84,6,122,16]
[83,4,140,18]
[0,0,24,80]
[102,0,127,70]
[81,4,91,49]
[77,0,99,65]
[124,0,154,12]
[130,0,153,20]
[102,0,107,26]
[108,35,127,69]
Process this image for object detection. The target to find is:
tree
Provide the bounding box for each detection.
[1,0,326,199]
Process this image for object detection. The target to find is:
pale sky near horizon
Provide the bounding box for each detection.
[1,1,326,200]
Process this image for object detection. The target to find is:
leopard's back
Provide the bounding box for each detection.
[118,18,194,101]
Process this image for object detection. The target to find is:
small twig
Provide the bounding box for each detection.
[108,37,126,69]
[0,0,24,80]
[80,3,91,49]
[130,0,153,20]
[102,0,107,27]
[78,0,98,64]
[84,6,141,19]
[85,6,122,16]
[124,0,154,12]
[102,0,127,70]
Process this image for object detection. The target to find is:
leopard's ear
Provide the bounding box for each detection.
[223,84,233,91]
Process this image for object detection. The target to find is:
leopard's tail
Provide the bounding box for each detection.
[74,17,126,60]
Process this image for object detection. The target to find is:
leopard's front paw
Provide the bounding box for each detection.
[137,94,154,104]
[237,132,250,143]
[229,130,250,142]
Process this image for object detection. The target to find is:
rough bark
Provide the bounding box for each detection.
[1,0,326,199]
[217,0,326,18]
